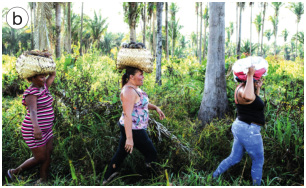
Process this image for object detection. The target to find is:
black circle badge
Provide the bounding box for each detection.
[6,7,29,29]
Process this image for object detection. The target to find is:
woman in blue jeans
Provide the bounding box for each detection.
[213,66,265,186]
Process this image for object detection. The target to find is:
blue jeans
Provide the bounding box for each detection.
[213,119,264,186]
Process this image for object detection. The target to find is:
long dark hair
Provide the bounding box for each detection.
[121,66,140,88]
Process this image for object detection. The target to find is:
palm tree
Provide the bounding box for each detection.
[28,2,36,50]
[165,2,169,60]
[237,2,245,59]
[123,2,141,42]
[287,2,304,58]
[147,2,154,51]
[169,3,179,57]
[100,32,114,55]
[241,40,258,55]
[156,2,163,86]
[142,3,146,45]
[249,2,254,55]
[225,22,233,55]
[199,2,227,126]
[79,2,83,56]
[67,2,71,54]
[281,29,289,42]
[195,2,199,57]
[100,32,123,55]
[55,3,62,58]
[152,3,157,57]
[168,19,183,57]
[269,15,277,54]
[198,2,202,63]
[281,29,290,59]
[2,24,31,55]
[260,2,267,56]
[292,32,304,58]
[34,2,53,51]
[191,32,197,49]
[236,3,239,55]
[253,13,262,55]
[87,10,108,48]
[225,27,231,51]
[264,29,273,42]
[271,2,284,55]
[202,4,209,60]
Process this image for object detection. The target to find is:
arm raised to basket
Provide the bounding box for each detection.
[46,71,56,88]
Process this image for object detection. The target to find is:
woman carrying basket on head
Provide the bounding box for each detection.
[103,43,165,185]
[212,57,268,186]
[7,50,56,184]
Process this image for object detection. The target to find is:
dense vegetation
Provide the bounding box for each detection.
[2,47,304,185]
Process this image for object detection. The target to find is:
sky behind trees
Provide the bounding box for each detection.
[2,1,304,46]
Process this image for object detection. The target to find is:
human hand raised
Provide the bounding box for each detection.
[247,65,256,77]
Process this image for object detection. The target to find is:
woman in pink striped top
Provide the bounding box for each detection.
[7,71,56,184]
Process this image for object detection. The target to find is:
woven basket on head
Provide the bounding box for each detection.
[117,48,154,73]
[16,52,56,79]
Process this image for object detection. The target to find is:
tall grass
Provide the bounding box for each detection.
[2,51,304,185]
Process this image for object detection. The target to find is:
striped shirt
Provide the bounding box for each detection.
[21,83,54,149]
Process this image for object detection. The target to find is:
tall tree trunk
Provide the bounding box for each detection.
[260,3,266,56]
[274,18,278,56]
[30,3,34,50]
[67,2,71,54]
[196,3,198,57]
[165,2,169,61]
[32,3,36,50]
[55,3,61,58]
[258,32,260,55]
[250,3,253,56]
[34,2,51,51]
[203,24,207,60]
[237,3,243,59]
[198,2,228,126]
[142,3,146,45]
[79,2,83,56]
[236,3,238,56]
[198,3,202,63]
[129,2,138,42]
[171,20,174,57]
[153,4,157,57]
[295,22,298,58]
[156,2,163,86]
[149,16,152,53]
[202,3,208,61]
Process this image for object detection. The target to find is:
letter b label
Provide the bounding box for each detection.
[7,7,29,29]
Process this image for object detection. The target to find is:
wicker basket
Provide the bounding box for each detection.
[117,48,154,73]
[16,52,56,79]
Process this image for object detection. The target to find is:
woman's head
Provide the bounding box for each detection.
[27,74,47,87]
[121,67,144,88]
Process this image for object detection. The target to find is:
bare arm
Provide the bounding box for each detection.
[121,87,138,154]
[148,103,165,120]
[240,66,256,102]
[25,95,42,140]
[46,71,56,88]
